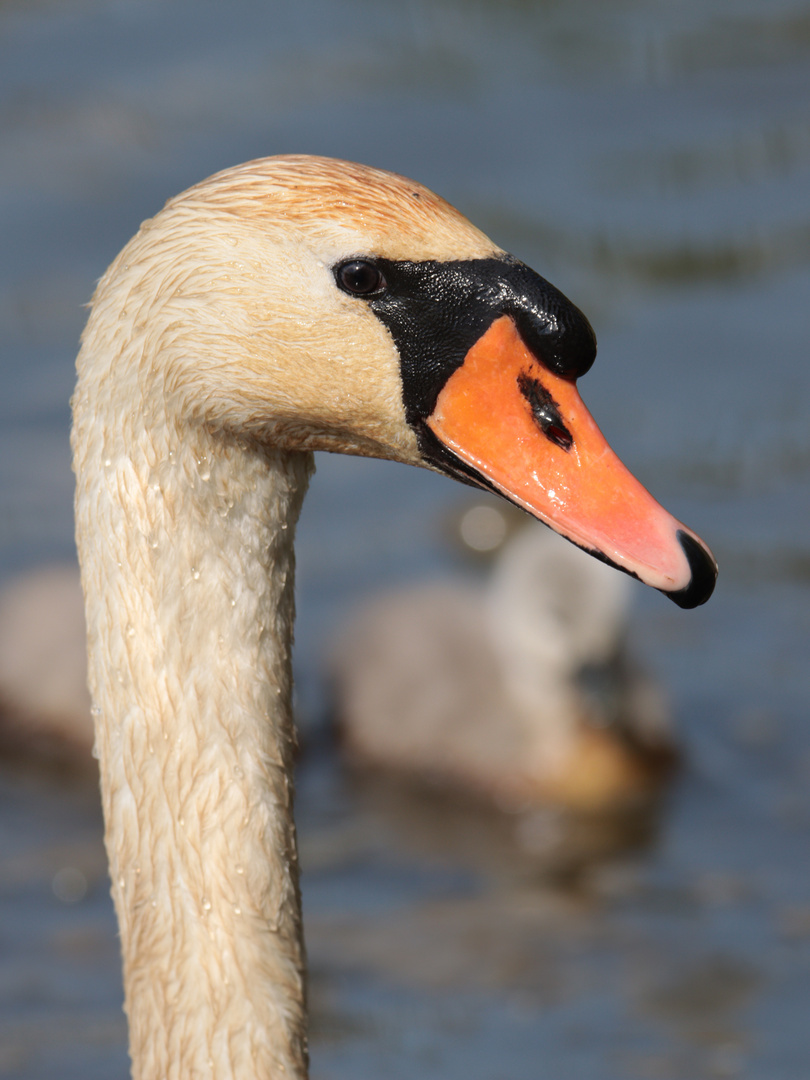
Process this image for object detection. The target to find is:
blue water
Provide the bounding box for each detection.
[1,1,810,1077]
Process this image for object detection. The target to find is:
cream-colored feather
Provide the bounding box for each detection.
[72,156,502,1080]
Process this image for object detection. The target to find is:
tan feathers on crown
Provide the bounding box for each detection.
[165,155,500,262]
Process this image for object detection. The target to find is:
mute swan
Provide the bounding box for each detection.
[333,522,674,816]
[71,155,716,1080]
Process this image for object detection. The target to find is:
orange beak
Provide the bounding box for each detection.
[426,316,716,606]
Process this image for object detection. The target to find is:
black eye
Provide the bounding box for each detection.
[336,260,387,297]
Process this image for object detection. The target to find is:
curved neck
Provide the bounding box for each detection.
[74,397,313,1078]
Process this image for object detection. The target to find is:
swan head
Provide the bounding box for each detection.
[82,155,716,608]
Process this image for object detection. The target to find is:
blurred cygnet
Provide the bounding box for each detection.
[0,566,93,769]
[332,517,675,814]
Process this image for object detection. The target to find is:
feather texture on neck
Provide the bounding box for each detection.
[74,295,315,1076]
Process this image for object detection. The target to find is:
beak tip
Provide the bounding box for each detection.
[665,530,718,609]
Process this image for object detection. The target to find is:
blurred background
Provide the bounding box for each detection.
[1,0,809,1077]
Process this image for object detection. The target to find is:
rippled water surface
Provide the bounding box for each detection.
[1,1,809,1077]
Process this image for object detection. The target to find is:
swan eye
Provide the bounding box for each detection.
[336,260,387,297]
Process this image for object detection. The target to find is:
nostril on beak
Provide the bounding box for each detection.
[666,531,718,609]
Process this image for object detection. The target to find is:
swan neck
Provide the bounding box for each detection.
[73,402,314,1079]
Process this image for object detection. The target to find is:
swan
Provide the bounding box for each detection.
[0,565,93,768]
[71,155,716,1080]
[332,522,675,816]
